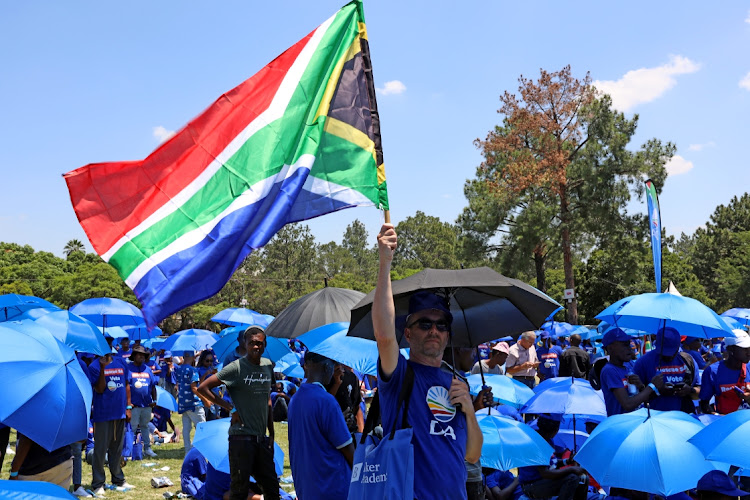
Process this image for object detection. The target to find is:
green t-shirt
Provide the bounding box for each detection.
[217,357,273,436]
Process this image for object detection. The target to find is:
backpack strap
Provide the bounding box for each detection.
[389,363,415,439]
[679,351,695,385]
[359,390,381,445]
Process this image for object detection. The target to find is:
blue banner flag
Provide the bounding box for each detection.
[645,179,662,293]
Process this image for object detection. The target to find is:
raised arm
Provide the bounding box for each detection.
[373,223,399,377]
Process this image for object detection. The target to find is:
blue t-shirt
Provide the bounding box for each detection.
[117,347,132,361]
[600,363,629,416]
[88,356,132,422]
[685,350,707,370]
[204,463,232,500]
[160,359,177,384]
[146,358,161,376]
[700,361,750,414]
[518,438,564,484]
[378,354,468,500]
[288,383,352,500]
[537,346,562,378]
[633,350,698,411]
[176,364,202,413]
[128,363,157,407]
[182,446,208,480]
[152,405,172,432]
[485,470,523,500]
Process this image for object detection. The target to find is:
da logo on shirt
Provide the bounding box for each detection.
[107,380,117,392]
[426,386,456,423]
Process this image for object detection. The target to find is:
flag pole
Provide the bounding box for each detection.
[384,210,390,224]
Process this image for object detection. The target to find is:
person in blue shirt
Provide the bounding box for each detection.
[536,333,562,381]
[700,329,750,415]
[599,328,665,416]
[175,351,207,453]
[88,353,135,496]
[288,351,354,500]
[128,345,159,458]
[633,326,700,412]
[117,337,132,361]
[484,468,523,500]
[517,415,584,500]
[371,223,482,500]
[145,350,162,379]
[181,446,208,498]
[197,350,220,420]
[160,351,177,397]
[683,337,708,370]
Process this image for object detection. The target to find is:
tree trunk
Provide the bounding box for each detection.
[559,189,578,324]
[533,245,547,293]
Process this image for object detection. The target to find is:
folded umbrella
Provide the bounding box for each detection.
[193,418,283,475]
[688,408,750,468]
[0,322,92,451]
[161,329,220,354]
[576,408,728,496]
[477,413,554,471]
[297,322,380,376]
[15,308,110,356]
[211,307,274,328]
[266,287,365,339]
[0,293,59,321]
[466,373,535,409]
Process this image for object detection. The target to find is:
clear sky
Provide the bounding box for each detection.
[2,1,749,256]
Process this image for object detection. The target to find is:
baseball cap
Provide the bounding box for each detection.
[725,329,750,348]
[697,470,749,496]
[492,342,510,354]
[163,350,173,358]
[539,331,551,340]
[654,326,682,356]
[407,291,453,324]
[682,336,701,344]
[602,327,631,347]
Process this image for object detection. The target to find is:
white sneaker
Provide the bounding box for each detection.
[92,487,106,497]
[119,482,135,489]
[144,448,157,458]
[72,486,93,497]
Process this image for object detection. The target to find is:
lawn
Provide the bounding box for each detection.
[1,417,294,499]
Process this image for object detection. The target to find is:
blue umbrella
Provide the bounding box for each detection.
[142,337,166,349]
[70,297,146,332]
[218,325,246,338]
[212,333,293,364]
[466,373,535,409]
[161,329,220,353]
[477,413,554,471]
[552,429,589,451]
[691,413,722,426]
[596,293,733,339]
[0,322,92,451]
[155,385,178,412]
[521,377,606,418]
[15,308,110,356]
[0,479,76,498]
[211,308,274,328]
[721,316,744,331]
[0,293,59,321]
[297,322,380,376]
[123,324,162,341]
[688,408,750,468]
[274,352,304,378]
[192,418,284,475]
[98,325,129,339]
[721,308,750,326]
[541,321,588,338]
[576,408,728,496]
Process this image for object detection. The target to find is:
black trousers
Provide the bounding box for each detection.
[228,435,280,500]
[0,426,10,469]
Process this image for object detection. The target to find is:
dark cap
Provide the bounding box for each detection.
[655,326,681,356]
[407,291,453,324]
[697,470,749,496]
[602,327,631,347]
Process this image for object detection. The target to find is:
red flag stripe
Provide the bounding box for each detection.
[64,30,314,255]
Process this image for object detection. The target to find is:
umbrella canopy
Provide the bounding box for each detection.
[161,329,219,353]
[211,307,274,328]
[576,408,727,496]
[596,293,733,339]
[155,385,178,412]
[0,293,59,321]
[218,325,246,338]
[721,308,750,326]
[552,429,590,451]
[274,352,304,378]
[193,418,284,475]
[98,325,129,339]
[122,324,162,341]
[0,322,92,451]
[477,413,554,471]
[688,408,750,468]
[266,287,365,339]
[297,322,380,376]
[70,297,146,329]
[14,309,110,356]
[212,333,293,364]
[541,321,588,338]
[0,479,76,498]
[142,337,166,349]
[466,373,535,409]
[521,377,606,419]
[348,267,560,348]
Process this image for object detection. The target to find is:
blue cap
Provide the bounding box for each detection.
[407,291,453,324]
[697,470,749,496]
[602,327,631,347]
[539,331,551,340]
[655,326,681,356]
[682,336,701,344]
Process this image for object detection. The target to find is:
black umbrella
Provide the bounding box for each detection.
[347,267,560,348]
[264,286,365,339]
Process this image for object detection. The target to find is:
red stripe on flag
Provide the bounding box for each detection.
[64,29,315,255]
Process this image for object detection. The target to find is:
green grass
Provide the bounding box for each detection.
[1,417,294,499]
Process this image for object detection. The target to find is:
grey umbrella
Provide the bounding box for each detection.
[347,267,561,348]
[264,286,366,339]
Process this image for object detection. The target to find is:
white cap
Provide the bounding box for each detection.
[725,329,750,348]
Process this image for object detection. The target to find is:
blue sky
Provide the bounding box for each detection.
[2,1,749,256]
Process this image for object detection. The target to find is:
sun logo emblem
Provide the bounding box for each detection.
[426,386,456,422]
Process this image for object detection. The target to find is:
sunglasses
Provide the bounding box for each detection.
[407,319,450,333]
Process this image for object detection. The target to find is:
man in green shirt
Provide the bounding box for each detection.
[198,326,280,500]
